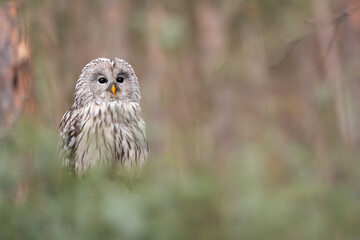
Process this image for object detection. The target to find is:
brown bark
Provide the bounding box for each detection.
[0,2,33,133]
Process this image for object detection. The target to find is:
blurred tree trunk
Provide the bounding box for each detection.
[0,2,33,133]
[339,0,360,145]
[313,0,352,145]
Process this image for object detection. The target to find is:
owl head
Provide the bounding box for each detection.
[73,58,141,107]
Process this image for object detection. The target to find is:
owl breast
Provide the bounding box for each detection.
[74,101,148,173]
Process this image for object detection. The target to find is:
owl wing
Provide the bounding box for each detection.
[58,106,81,171]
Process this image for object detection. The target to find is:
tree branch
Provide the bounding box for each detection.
[270,4,360,69]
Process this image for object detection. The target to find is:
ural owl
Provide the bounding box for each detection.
[59,58,148,174]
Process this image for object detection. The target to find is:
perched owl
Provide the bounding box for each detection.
[59,58,148,174]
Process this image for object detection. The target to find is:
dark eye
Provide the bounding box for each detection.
[116,77,124,83]
[98,78,107,84]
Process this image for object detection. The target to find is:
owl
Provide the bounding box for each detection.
[58,58,148,174]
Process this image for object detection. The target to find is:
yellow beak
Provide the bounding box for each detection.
[111,85,116,95]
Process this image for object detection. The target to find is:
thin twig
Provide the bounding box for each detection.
[322,21,341,61]
[270,32,313,69]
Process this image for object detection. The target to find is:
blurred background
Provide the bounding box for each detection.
[0,0,360,239]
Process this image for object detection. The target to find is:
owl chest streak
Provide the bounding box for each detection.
[74,102,146,172]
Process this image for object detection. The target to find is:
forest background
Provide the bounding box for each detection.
[0,0,359,239]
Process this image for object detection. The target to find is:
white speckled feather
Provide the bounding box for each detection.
[58,58,148,174]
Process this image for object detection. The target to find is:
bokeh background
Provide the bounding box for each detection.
[1,0,360,239]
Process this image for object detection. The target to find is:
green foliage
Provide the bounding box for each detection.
[0,120,359,240]
[159,16,189,51]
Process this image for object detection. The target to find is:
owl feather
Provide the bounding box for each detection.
[59,58,148,174]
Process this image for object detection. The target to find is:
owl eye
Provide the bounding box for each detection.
[98,78,107,84]
[116,77,124,83]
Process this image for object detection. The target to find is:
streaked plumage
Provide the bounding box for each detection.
[59,58,148,174]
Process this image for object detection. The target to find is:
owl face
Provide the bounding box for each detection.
[74,58,141,107]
